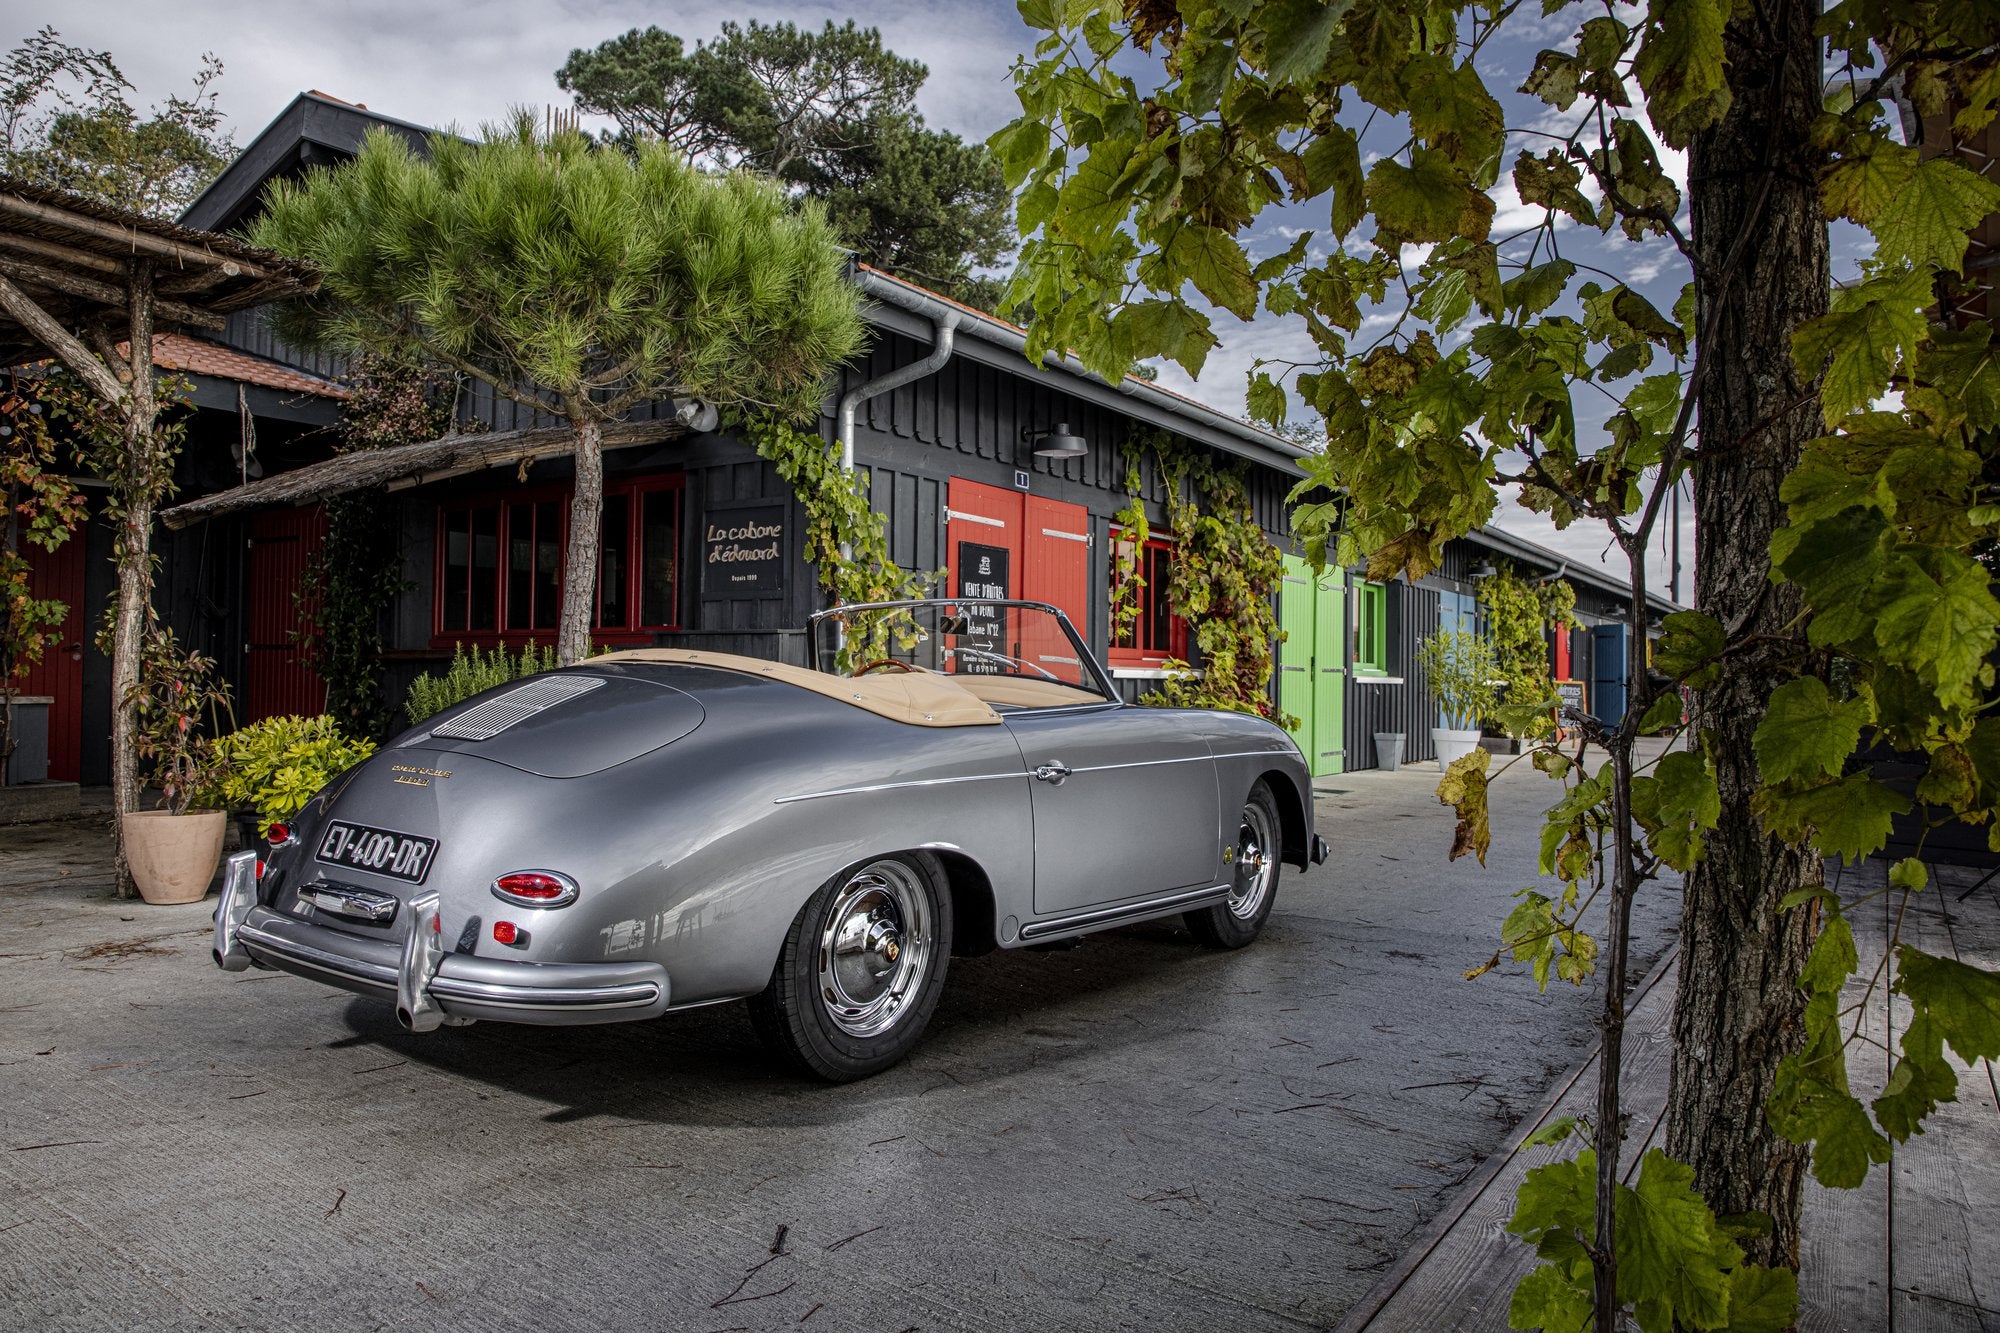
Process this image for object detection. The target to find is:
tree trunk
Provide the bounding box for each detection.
[111,259,158,899]
[555,415,604,665]
[1667,0,1827,1272]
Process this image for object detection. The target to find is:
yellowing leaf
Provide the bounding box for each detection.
[1366,147,1496,246]
[1870,155,2000,275]
[1631,0,1731,145]
[1164,223,1259,318]
[1437,746,1493,864]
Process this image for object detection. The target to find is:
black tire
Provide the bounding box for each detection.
[1184,780,1282,949]
[748,851,953,1082]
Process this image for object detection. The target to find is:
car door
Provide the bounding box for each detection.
[1004,705,1220,916]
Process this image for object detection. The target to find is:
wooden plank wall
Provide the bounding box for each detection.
[1345,582,1441,769]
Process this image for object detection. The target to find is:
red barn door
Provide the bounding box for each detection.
[246,506,328,721]
[18,532,87,781]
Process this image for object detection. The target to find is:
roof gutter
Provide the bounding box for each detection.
[851,266,1309,473]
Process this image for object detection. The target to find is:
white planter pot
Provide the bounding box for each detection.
[1432,727,1483,772]
[123,809,226,905]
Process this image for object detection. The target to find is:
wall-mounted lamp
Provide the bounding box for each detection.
[1471,560,1498,579]
[1023,421,1087,458]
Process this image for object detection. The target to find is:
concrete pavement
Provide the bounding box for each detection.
[0,750,1680,1332]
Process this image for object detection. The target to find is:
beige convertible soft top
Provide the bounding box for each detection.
[597,649,1004,727]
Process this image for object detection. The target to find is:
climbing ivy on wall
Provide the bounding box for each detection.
[1118,431,1292,727]
[739,411,935,667]
[1477,563,1579,733]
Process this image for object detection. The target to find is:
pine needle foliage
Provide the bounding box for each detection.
[249,116,864,424]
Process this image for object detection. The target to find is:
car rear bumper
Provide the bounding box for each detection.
[212,857,669,1027]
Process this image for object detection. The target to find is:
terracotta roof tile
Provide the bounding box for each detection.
[149,333,350,400]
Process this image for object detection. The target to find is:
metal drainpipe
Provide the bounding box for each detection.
[838,311,960,475]
[834,311,960,560]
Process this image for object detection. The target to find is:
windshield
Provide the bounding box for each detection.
[810,600,1116,709]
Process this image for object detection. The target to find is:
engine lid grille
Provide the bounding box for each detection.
[430,675,605,741]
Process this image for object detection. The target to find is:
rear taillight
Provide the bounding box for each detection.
[266,821,294,847]
[491,870,579,908]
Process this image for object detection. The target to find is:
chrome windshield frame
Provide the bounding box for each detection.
[807,598,1122,705]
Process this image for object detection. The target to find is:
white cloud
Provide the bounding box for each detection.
[35,0,1034,151]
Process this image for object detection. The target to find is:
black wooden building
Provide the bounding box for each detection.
[29,91,1675,786]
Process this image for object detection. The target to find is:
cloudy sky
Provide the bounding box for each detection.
[19,0,1874,601]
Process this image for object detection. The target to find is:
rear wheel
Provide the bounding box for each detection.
[1184,781,1282,949]
[749,852,953,1082]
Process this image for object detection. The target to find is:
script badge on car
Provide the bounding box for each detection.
[315,821,438,885]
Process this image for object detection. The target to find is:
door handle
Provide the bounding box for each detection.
[1032,761,1072,785]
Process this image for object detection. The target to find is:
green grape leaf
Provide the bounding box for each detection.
[1367,147,1496,246]
[1614,1150,1735,1329]
[1509,1149,1597,1244]
[1753,677,1871,785]
[1503,890,1558,991]
[1791,267,1933,424]
[1654,610,1725,688]
[1722,1265,1800,1333]
[1525,1115,1582,1148]
[1770,506,1889,650]
[1641,749,1721,871]
[1870,155,2000,274]
[1165,223,1260,319]
[1509,1261,1594,1333]
[1630,0,1731,144]
[1873,1009,1965,1141]
[1638,690,1685,735]
[1819,137,1917,226]
[1505,258,1578,319]
[1752,774,1909,862]
[1894,946,2000,1067]
[1246,370,1287,425]
[1259,0,1344,87]
[1873,548,2000,711]
[1407,56,1506,166]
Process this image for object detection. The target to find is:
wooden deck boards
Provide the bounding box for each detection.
[1342,859,2000,1333]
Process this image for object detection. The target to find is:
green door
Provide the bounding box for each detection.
[1280,558,1316,767]
[1313,574,1346,776]
[1280,557,1347,778]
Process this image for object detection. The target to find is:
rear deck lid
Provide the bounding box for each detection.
[399,671,703,777]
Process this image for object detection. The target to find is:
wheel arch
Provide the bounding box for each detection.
[928,848,999,956]
[1256,767,1312,870]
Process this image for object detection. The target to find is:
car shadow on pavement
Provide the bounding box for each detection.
[319,916,1257,1128]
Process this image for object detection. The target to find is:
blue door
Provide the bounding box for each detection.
[1591,624,1627,725]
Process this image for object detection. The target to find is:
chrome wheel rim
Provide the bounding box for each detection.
[818,860,932,1038]
[1229,801,1277,920]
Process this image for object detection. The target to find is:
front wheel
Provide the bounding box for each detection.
[1184,781,1282,949]
[748,852,953,1082]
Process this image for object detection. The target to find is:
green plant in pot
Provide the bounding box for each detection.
[123,626,234,905]
[1417,629,1501,774]
[210,714,377,848]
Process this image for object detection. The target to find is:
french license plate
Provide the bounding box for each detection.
[315,821,438,885]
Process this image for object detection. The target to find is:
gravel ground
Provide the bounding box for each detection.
[0,746,1680,1332]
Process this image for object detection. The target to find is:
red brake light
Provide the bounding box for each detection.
[266,821,293,846]
[491,871,578,908]
[493,921,518,945]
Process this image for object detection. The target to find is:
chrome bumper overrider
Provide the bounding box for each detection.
[213,871,670,1028]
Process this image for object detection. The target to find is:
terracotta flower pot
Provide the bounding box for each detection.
[123,809,227,905]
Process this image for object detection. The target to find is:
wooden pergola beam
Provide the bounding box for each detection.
[0,255,227,330]
[0,191,276,281]
[0,229,126,276]
[0,269,126,402]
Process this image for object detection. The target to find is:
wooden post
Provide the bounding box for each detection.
[109,257,158,898]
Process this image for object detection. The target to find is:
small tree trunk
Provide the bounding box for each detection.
[1667,0,1827,1271]
[111,259,159,899]
[555,415,604,665]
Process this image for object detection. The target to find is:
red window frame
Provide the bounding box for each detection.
[1108,527,1189,667]
[432,475,684,646]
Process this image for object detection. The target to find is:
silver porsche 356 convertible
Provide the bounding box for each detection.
[213,599,1327,1080]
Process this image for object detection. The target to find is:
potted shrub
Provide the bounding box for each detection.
[123,627,234,904]
[210,714,377,852]
[1417,629,1502,772]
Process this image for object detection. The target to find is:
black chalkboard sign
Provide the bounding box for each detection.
[1555,679,1587,718]
[700,503,786,599]
[955,541,1011,668]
